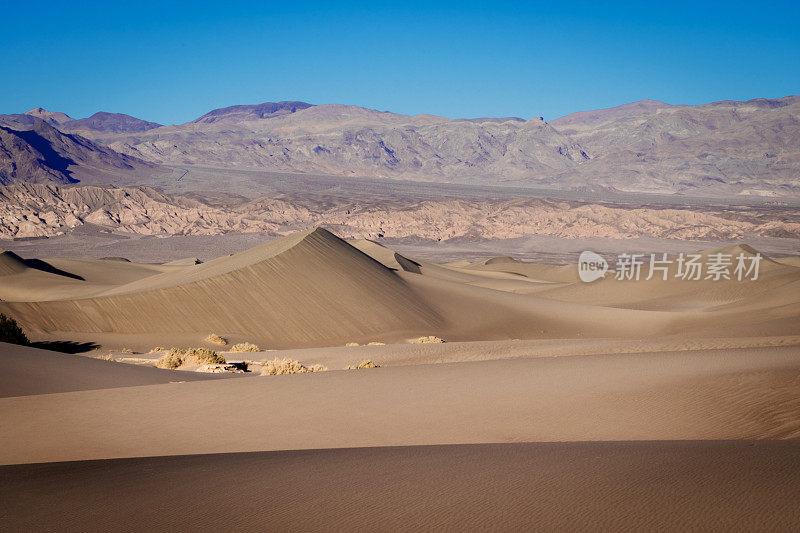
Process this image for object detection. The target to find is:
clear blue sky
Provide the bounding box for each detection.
[1,1,798,124]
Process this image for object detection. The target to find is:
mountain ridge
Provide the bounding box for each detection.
[0,118,159,185]
[63,112,163,134]
[3,95,799,196]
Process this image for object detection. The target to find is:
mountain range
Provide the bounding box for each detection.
[0,118,156,185]
[1,96,798,196]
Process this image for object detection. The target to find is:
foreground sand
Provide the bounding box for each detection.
[3,441,799,532]
[2,341,799,530]
[2,344,799,464]
[2,228,800,529]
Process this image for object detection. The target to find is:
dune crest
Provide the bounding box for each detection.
[0,228,444,347]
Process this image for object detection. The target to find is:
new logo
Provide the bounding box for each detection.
[578,251,608,282]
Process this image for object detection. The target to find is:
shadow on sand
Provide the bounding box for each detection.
[31,341,100,354]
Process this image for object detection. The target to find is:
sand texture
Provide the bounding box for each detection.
[1,227,799,530]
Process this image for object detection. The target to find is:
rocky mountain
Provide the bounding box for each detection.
[62,112,162,134]
[24,107,74,127]
[81,96,798,197]
[549,100,674,130]
[2,182,797,242]
[100,104,585,183]
[190,101,315,124]
[3,96,799,197]
[547,95,800,196]
[0,117,158,186]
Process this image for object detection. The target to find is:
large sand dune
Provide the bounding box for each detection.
[2,228,799,350]
[0,229,444,347]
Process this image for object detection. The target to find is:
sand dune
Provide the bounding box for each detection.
[2,229,799,350]
[2,441,799,532]
[0,250,28,275]
[0,229,443,347]
[232,335,800,369]
[2,345,798,465]
[0,253,177,302]
[2,228,799,530]
[0,342,238,398]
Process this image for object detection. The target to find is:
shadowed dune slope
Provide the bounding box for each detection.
[0,342,238,398]
[0,228,444,347]
[2,442,799,532]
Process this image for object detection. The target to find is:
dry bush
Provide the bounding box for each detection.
[156,348,186,369]
[230,342,260,353]
[96,353,117,362]
[205,334,227,346]
[346,360,379,370]
[410,336,446,344]
[121,348,133,354]
[345,342,360,347]
[185,347,226,365]
[149,346,167,354]
[0,313,28,345]
[155,347,225,369]
[367,341,386,346]
[260,358,326,375]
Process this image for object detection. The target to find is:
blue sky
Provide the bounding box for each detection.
[1,1,798,124]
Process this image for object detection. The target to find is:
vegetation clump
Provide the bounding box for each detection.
[185,347,226,364]
[367,341,386,346]
[0,314,28,345]
[345,342,360,347]
[205,334,227,346]
[260,358,326,375]
[346,360,379,370]
[411,336,446,344]
[149,346,167,354]
[156,348,186,369]
[156,347,226,369]
[230,342,260,353]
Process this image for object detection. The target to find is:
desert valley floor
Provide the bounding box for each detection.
[1,223,800,530]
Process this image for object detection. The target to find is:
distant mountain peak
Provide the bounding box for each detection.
[191,101,315,124]
[551,100,674,129]
[24,107,74,126]
[65,112,162,134]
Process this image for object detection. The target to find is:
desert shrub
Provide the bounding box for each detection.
[185,347,226,364]
[121,348,133,354]
[230,342,260,353]
[345,342,360,347]
[205,334,227,346]
[149,346,167,354]
[0,314,28,345]
[410,336,446,344]
[346,360,379,370]
[260,358,326,375]
[367,341,385,346]
[156,348,186,369]
[156,347,225,369]
[97,353,116,361]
